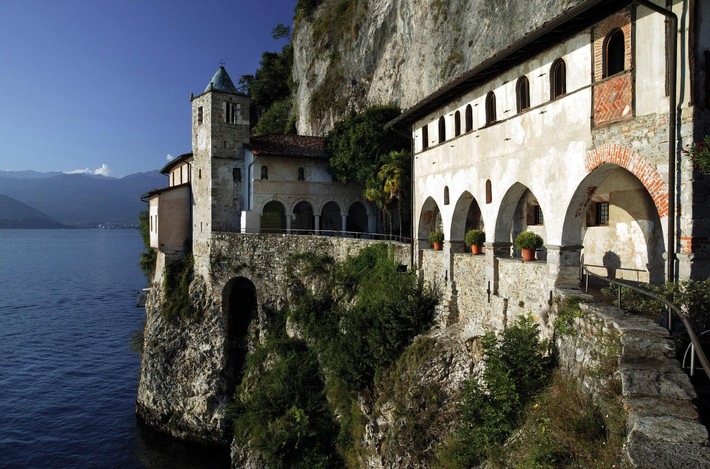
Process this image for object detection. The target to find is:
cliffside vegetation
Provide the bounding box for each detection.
[325,105,411,235]
[436,318,553,466]
[137,210,156,281]
[239,24,297,135]
[161,254,198,320]
[230,244,438,466]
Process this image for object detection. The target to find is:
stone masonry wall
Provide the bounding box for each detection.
[555,291,710,467]
[137,234,411,447]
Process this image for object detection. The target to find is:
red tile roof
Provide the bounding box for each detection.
[246,134,327,159]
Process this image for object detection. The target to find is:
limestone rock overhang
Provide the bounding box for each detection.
[245,134,328,160]
[387,0,633,130]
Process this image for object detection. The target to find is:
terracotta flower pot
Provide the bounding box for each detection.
[521,248,536,261]
[433,242,443,251]
[471,244,482,255]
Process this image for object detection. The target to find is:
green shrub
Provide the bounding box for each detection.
[494,372,625,468]
[288,244,439,458]
[554,296,587,336]
[137,210,156,281]
[429,231,444,244]
[464,229,485,247]
[436,317,552,467]
[601,279,710,332]
[514,231,543,250]
[231,336,342,468]
[162,254,197,320]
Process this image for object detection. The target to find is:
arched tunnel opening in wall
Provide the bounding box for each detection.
[223,277,257,397]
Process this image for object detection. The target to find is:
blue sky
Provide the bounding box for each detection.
[0,0,295,177]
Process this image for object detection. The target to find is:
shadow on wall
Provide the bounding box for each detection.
[603,250,621,279]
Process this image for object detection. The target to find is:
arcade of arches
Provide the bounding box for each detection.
[418,161,666,287]
[260,199,371,235]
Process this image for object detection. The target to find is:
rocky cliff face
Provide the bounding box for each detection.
[293,0,587,135]
[136,275,234,447]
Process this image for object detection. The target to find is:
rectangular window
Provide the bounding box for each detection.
[595,202,609,225]
[533,205,544,225]
[233,168,241,181]
[197,107,203,124]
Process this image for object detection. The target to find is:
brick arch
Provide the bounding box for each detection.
[585,144,668,217]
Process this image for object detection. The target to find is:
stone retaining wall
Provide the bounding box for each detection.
[555,291,710,468]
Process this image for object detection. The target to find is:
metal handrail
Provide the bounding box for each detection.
[582,266,710,381]
[256,228,412,244]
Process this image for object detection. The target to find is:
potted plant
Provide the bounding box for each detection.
[429,231,444,251]
[464,229,485,254]
[514,231,543,261]
[683,135,710,175]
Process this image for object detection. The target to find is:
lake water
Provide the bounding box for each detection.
[0,229,229,469]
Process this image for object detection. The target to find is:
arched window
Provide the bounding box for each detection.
[438,116,446,143]
[604,29,625,78]
[485,92,496,125]
[454,111,461,136]
[260,165,268,180]
[444,186,450,205]
[550,59,566,99]
[486,179,492,204]
[422,125,429,150]
[465,105,473,132]
[516,76,530,113]
[298,167,305,181]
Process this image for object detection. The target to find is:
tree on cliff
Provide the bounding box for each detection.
[239,24,296,135]
[326,106,410,235]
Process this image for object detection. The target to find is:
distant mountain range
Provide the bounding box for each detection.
[0,170,166,228]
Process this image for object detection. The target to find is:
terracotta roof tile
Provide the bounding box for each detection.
[246,134,327,159]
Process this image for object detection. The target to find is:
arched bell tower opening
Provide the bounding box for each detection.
[223,277,257,396]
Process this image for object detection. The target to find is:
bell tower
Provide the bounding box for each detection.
[190,66,250,257]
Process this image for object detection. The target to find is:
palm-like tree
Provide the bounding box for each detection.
[377,150,410,238]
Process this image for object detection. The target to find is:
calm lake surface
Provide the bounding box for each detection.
[0,229,229,469]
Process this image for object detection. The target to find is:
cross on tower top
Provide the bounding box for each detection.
[218,59,226,67]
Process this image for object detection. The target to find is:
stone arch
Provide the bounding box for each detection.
[261,200,286,233]
[223,276,257,396]
[418,196,442,247]
[585,144,668,218]
[320,200,342,231]
[347,200,368,233]
[450,191,484,244]
[292,200,315,232]
[494,182,547,257]
[562,163,666,283]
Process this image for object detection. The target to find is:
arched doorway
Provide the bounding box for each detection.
[347,201,368,233]
[451,190,484,250]
[223,277,257,396]
[292,201,314,233]
[494,183,546,259]
[562,164,665,284]
[320,201,342,233]
[261,200,286,233]
[418,197,442,248]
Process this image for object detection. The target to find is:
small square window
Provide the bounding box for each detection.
[595,202,609,225]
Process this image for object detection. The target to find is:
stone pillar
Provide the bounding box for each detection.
[546,244,583,287]
[341,214,348,235]
[314,214,321,234]
[486,242,511,296]
[286,214,291,233]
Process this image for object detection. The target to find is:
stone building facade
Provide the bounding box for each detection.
[143,66,375,279]
[389,0,710,328]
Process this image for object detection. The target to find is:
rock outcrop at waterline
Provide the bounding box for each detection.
[136,276,234,447]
